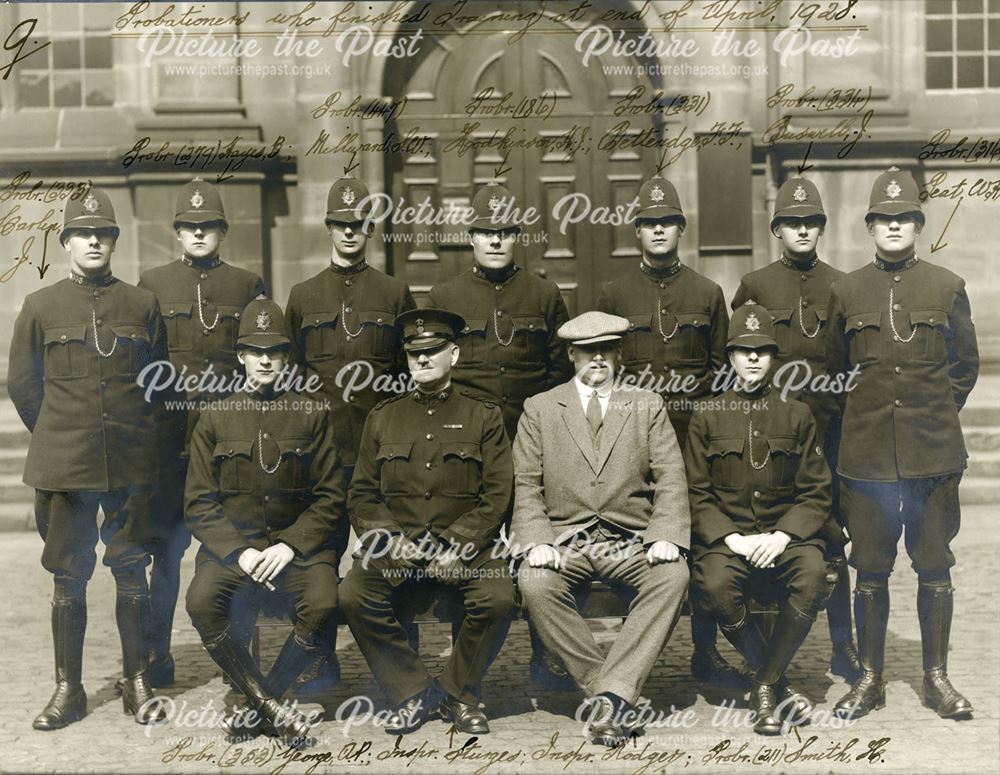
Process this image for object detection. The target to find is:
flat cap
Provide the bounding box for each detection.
[396,308,466,353]
[557,311,629,345]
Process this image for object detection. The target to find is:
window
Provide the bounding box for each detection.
[15,3,116,109]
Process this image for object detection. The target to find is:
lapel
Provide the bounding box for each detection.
[594,387,633,475]
[557,381,599,473]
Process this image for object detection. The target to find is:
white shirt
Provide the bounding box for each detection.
[575,377,613,419]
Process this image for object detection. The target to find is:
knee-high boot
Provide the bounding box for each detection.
[919,581,973,719]
[33,595,87,730]
[834,579,888,718]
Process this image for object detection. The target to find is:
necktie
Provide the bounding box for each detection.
[586,391,603,436]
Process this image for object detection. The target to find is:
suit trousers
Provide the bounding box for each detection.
[340,556,516,706]
[518,538,689,705]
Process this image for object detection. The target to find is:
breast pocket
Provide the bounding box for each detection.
[669,312,711,365]
[441,441,482,497]
[43,325,89,379]
[765,435,802,489]
[162,303,193,352]
[770,308,794,358]
[352,310,396,361]
[457,318,489,364]
[623,313,653,364]
[110,324,152,377]
[707,436,745,489]
[904,309,950,364]
[214,305,245,354]
[277,437,312,492]
[214,440,254,494]
[511,315,548,364]
[845,312,882,366]
[300,310,339,361]
[376,441,412,496]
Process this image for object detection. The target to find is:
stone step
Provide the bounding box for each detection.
[967,450,1000,479]
[964,427,1000,452]
[0,425,30,448]
[959,476,1000,504]
[962,405,1000,426]
[0,501,34,532]
[0,448,25,475]
[0,473,32,505]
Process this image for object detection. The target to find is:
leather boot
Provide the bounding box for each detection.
[691,607,752,688]
[748,682,782,735]
[295,620,341,695]
[719,611,768,672]
[835,580,888,718]
[827,558,862,682]
[115,594,168,725]
[204,629,314,746]
[223,631,323,738]
[33,598,88,730]
[918,581,973,719]
[757,605,816,726]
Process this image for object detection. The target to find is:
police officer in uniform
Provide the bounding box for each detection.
[9,189,168,728]
[597,177,740,687]
[285,175,416,686]
[427,182,572,441]
[828,168,978,720]
[686,304,833,735]
[341,309,516,735]
[732,177,860,682]
[185,299,344,743]
[138,178,266,686]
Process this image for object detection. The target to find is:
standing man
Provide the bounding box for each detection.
[597,177,739,687]
[185,299,344,743]
[285,175,416,686]
[9,189,167,728]
[341,309,516,736]
[686,304,832,735]
[427,181,572,441]
[828,167,978,720]
[138,178,265,686]
[512,312,691,747]
[731,177,860,682]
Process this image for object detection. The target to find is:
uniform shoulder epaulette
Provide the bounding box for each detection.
[459,389,498,410]
[373,393,408,412]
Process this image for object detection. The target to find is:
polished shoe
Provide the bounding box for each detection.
[774,679,813,726]
[749,682,783,735]
[33,681,87,731]
[221,705,262,740]
[439,692,490,734]
[147,653,176,688]
[384,686,437,735]
[583,695,627,748]
[923,668,973,719]
[691,644,753,689]
[834,670,886,719]
[117,675,168,724]
[830,640,862,682]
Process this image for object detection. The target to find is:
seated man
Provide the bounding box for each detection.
[511,311,690,748]
[685,303,832,735]
[185,299,344,744]
[341,308,516,736]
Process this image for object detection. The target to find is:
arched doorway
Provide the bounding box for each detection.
[382,1,658,313]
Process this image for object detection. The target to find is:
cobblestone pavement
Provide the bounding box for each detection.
[1,505,997,775]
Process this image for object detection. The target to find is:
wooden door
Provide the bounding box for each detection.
[384,2,655,313]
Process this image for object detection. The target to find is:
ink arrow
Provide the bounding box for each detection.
[797,141,814,174]
[655,145,671,175]
[343,150,360,176]
[36,229,50,279]
[930,198,961,254]
[493,150,512,179]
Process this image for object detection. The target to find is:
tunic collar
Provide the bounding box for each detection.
[181,255,222,270]
[873,254,919,272]
[472,263,519,285]
[640,259,682,281]
[69,270,115,287]
[780,254,819,271]
[329,258,368,276]
[412,385,453,405]
[735,382,772,401]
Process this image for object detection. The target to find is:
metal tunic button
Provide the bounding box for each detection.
[894,366,902,374]
[801,274,808,281]
[801,301,809,308]
[893,303,901,311]
[425,462,432,469]
[346,280,353,287]
[377,317,383,323]
[295,447,302,454]
[894,399,902,407]
[204,330,210,336]
[856,321,863,327]
[753,490,761,498]
[753,430,759,437]
[495,285,502,291]
[235,312,240,318]
[661,307,668,314]
[426,433,434,440]
[264,496,271,502]
[659,282,666,289]
[228,448,234,454]
[262,433,269,439]
[424,491,432,499]
[168,309,174,315]
[496,310,504,317]
[929,317,935,324]
[499,366,506,374]
[95,318,102,325]
[101,381,107,388]
[345,307,352,314]
[93,291,99,298]
[459,451,466,457]
[131,333,137,339]
[463,326,470,333]
[427,409,435,415]
[894,275,901,282]
[200,273,207,280]
[102,412,109,419]
[60,334,67,341]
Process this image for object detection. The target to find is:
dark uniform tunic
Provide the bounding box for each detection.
[685,387,832,622]
[285,261,415,466]
[341,387,516,706]
[8,274,168,578]
[598,262,729,445]
[184,389,344,641]
[732,256,847,550]
[826,257,979,573]
[427,266,572,440]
